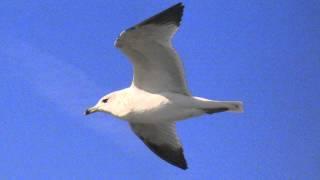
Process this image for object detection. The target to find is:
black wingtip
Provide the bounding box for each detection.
[157,145,188,170]
[143,141,188,170]
[127,2,184,30]
[176,148,188,170]
[142,2,184,26]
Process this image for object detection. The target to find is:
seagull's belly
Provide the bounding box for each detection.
[127,103,203,123]
[115,90,205,123]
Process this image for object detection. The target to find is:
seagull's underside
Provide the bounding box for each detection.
[85,2,243,170]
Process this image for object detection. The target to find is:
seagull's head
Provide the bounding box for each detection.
[84,93,114,116]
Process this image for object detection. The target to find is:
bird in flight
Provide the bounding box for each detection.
[85,2,243,170]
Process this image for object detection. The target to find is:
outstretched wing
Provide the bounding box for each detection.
[115,3,190,95]
[129,122,187,169]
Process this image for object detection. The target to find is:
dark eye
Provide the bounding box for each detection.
[102,98,108,103]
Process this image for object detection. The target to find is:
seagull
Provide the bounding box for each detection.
[85,2,243,170]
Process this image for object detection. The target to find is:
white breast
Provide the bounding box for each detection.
[122,89,203,123]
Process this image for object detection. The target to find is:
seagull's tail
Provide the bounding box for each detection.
[222,101,244,112]
[193,97,244,114]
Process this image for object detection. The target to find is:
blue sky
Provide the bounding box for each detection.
[1,0,320,179]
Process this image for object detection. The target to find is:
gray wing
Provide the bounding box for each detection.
[115,3,190,95]
[129,122,187,170]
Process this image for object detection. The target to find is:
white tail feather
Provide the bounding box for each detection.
[193,97,244,113]
[224,101,244,112]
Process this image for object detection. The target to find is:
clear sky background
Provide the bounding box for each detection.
[1,0,319,179]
